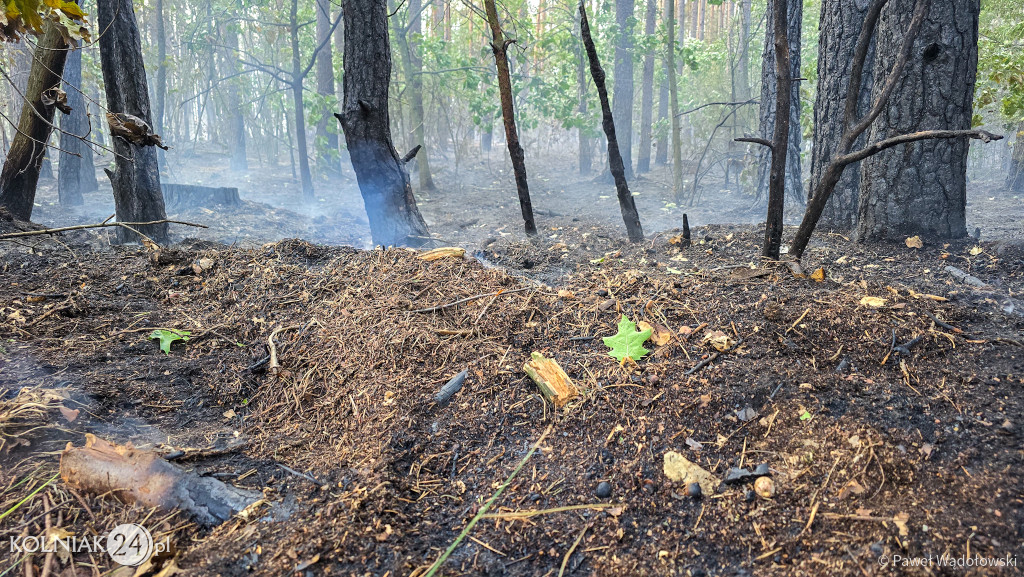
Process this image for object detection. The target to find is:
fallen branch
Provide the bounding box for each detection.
[267,324,302,375]
[0,217,208,240]
[924,310,961,333]
[685,338,743,375]
[60,435,260,526]
[945,265,989,289]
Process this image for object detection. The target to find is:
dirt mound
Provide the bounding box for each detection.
[0,230,1021,576]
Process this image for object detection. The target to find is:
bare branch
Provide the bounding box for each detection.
[0,218,209,240]
[836,129,1002,167]
[735,137,773,149]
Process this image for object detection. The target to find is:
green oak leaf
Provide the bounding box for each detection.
[149,329,190,354]
[603,315,652,363]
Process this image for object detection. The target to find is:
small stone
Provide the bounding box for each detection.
[686,482,702,498]
[1001,420,1014,433]
[596,481,612,499]
[753,463,771,477]
[600,448,614,464]
[599,298,617,311]
[596,289,609,297]
[745,490,756,502]
[754,476,776,499]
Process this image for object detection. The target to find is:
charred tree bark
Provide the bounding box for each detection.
[636,0,657,174]
[58,41,98,207]
[314,0,340,179]
[98,0,168,244]
[484,0,536,235]
[810,0,875,230]
[337,0,429,247]
[755,0,801,208]
[763,0,792,260]
[580,0,644,242]
[856,0,980,241]
[612,0,636,178]
[0,23,70,221]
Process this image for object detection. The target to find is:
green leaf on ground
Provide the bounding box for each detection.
[603,316,652,363]
[149,329,191,354]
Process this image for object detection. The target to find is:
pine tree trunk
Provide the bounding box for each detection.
[612,0,636,178]
[755,0,801,206]
[314,0,340,178]
[290,0,315,198]
[0,23,70,220]
[580,0,644,242]
[97,0,168,243]
[636,0,657,174]
[484,0,536,235]
[738,0,751,98]
[856,0,980,241]
[337,0,429,247]
[1007,121,1024,192]
[764,0,792,260]
[58,40,98,206]
[810,0,874,230]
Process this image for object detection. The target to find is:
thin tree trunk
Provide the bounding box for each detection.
[580,0,644,242]
[636,0,657,173]
[666,0,684,199]
[406,0,436,190]
[755,0,801,207]
[59,39,98,206]
[154,0,167,167]
[655,78,668,164]
[576,9,592,174]
[0,23,70,220]
[484,0,536,235]
[337,0,429,247]
[314,0,340,178]
[1008,121,1024,192]
[763,0,791,260]
[737,0,750,99]
[612,0,636,178]
[810,0,874,230]
[857,0,979,241]
[97,0,168,243]
[225,9,247,171]
[290,0,315,197]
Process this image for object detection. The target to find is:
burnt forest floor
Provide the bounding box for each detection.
[2,146,1024,576]
[1,202,1023,576]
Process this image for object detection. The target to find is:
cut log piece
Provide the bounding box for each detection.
[523,352,579,408]
[162,184,241,211]
[60,434,260,526]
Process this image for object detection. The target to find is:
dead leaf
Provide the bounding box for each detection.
[893,512,910,536]
[859,296,887,308]
[810,268,825,282]
[223,409,236,419]
[702,330,735,352]
[698,394,711,408]
[969,246,983,256]
[556,289,575,299]
[905,235,923,249]
[41,87,71,114]
[919,443,934,458]
[59,406,80,423]
[106,112,169,150]
[638,321,672,346]
[838,479,866,500]
[735,407,758,422]
[684,437,703,451]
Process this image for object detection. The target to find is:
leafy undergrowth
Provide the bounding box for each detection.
[0,226,1021,576]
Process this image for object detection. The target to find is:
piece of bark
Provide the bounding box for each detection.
[60,434,260,526]
[523,352,579,408]
[944,265,988,289]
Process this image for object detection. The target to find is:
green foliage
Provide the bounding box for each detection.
[603,315,652,363]
[977,0,1024,124]
[149,329,191,354]
[1,0,90,42]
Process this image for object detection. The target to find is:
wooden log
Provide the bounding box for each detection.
[162,184,241,210]
[60,434,259,526]
[523,352,579,408]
